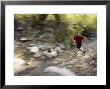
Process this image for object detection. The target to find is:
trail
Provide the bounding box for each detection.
[14,37,97,76]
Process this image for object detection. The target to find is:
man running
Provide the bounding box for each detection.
[73,32,85,53]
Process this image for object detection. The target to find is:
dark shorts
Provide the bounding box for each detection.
[76,43,82,49]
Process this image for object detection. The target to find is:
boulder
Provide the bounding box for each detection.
[57,43,65,49]
[14,57,25,66]
[43,50,57,59]
[26,47,32,50]
[55,47,64,53]
[29,46,39,53]
[20,37,31,42]
[43,66,76,76]
[28,44,36,46]
[33,52,42,58]
[79,59,86,65]
[40,55,47,60]
[89,60,96,65]
[17,27,24,30]
[38,45,49,51]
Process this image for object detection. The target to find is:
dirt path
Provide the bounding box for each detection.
[14,37,97,76]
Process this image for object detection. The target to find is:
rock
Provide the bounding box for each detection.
[14,57,25,66]
[57,43,65,49]
[26,47,32,50]
[89,60,95,65]
[79,59,86,65]
[17,27,24,30]
[69,61,74,64]
[29,44,36,46]
[53,61,58,64]
[40,47,49,51]
[43,50,57,59]
[93,68,97,72]
[33,52,42,58]
[43,66,76,76]
[76,51,83,57]
[55,47,63,53]
[30,46,39,53]
[25,60,33,65]
[74,63,87,67]
[20,37,30,42]
[36,42,43,45]
[38,45,49,51]
[67,66,72,68]
[40,56,47,60]
[39,34,46,39]
[55,47,61,50]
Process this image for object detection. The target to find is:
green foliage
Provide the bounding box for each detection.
[15,14,97,49]
[15,14,34,20]
[54,14,97,49]
[54,25,68,42]
[45,14,56,21]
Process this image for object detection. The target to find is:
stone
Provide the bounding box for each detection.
[30,46,39,53]
[53,61,58,64]
[14,57,25,66]
[40,56,47,60]
[39,34,46,39]
[57,43,65,49]
[29,44,36,46]
[26,47,32,50]
[17,27,24,30]
[55,47,64,53]
[55,47,62,52]
[33,52,42,58]
[20,37,30,41]
[43,50,57,59]
[67,66,72,68]
[89,60,95,65]
[79,59,86,65]
[43,66,76,76]
[38,45,49,51]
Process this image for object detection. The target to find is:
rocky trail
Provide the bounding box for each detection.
[14,25,97,76]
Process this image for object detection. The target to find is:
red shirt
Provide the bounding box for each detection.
[74,35,84,44]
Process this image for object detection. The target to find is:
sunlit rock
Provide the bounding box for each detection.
[17,27,24,30]
[30,46,39,53]
[20,37,30,42]
[38,44,49,51]
[43,66,76,76]
[14,57,25,66]
[55,47,64,53]
[28,44,36,46]
[43,48,57,59]
[26,47,32,50]
[57,43,65,49]
[33,52,42,58]
[79,59,86,65]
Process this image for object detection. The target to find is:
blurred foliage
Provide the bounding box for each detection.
[15,14,97,49]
